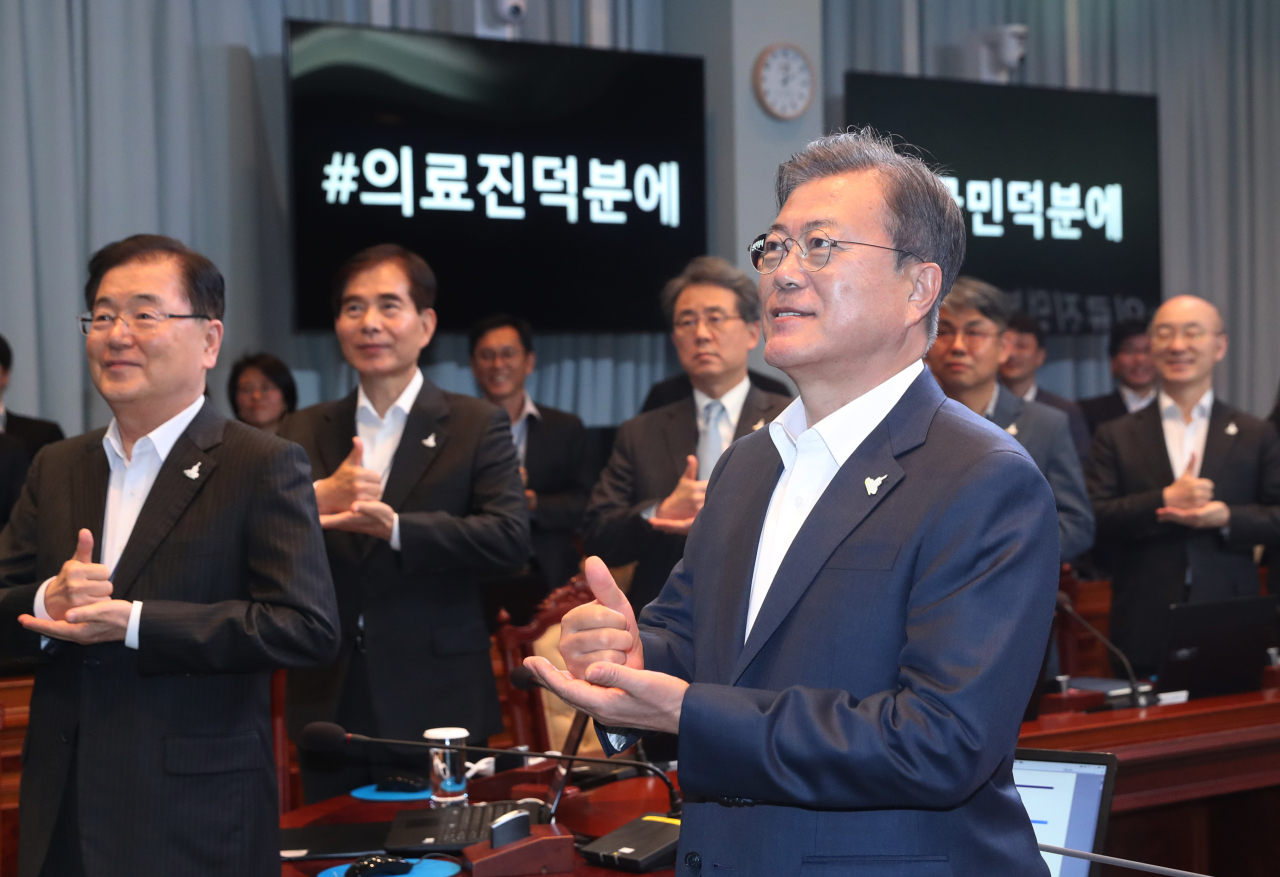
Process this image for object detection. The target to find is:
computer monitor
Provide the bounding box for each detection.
[1014,748,1119,877]
[1157,595,1278,699]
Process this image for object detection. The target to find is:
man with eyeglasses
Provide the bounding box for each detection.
[1087,294,1280,676]
[0,234,339,877]
[469,313,592,617]
[281,244,529,802]
[925,276,1094,562]
[584,256,790,614]
[526,131,1060,876]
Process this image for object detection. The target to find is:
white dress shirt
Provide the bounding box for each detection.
[745,360,923,639]
[509,391,541,467]
[1120,384,1157,413]
[0,403,7,432]
[982,382,1002,419]
[355,368,424,551]
[34,394,206,649]
[1159,388,1213,479]
[1020,383,1039,403]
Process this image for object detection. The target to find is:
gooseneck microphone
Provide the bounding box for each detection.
[1056,591,1151,708]
[300,721,682,816]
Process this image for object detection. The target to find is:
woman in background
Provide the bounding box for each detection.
[229,352,297,434]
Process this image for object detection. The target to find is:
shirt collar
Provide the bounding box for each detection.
[513,391,540,427]
[103,395,205,464]
[357,368,423,424]
[769,360,923,468]
[692,374,752,428]
[1021,383,1038,403]
[1119,384,1157,412]
[1158,387,1214,422]
[982,382,1001,419]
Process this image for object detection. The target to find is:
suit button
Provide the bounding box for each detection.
[84,658,99,667]
[60,733,69,744]
[684,852,701,872]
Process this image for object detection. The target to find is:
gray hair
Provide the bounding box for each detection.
[660,255,761,328]
[774,127,967,343]
[942,276,1011,330]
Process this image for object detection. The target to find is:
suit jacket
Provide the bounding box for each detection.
[524,405,591,589]
[0,434,30,528]
[640,369,792,413]
[281,380,530,745]
[990,387,1096,560]
[0,403,339,877]
[1086,400,1280,675]
[584,385,790,612]
[1031,388,1092,461]
[3,411,65,459]
[616,370,1058,877]
[1079,389,1131,435]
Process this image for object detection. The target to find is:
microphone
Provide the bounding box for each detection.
[300,721,682,816]
[1056,591,1151,708]
[509,664,544,692]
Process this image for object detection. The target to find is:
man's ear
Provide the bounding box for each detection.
[418,308,438,352]
[906,262,943,328]
[202,320,224,370]
[997,330,1014,366]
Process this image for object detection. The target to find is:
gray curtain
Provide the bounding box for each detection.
[0,0,670,435]
[825,0,1280,415]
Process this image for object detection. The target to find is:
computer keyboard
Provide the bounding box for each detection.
[384,801,545,853]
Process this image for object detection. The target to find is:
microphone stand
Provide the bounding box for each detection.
[1056,592,1152,708]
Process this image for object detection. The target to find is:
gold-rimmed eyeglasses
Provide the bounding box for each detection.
[79,308,209,336]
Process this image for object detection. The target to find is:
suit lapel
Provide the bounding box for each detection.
[988,385,1023,432]
[318,392,359,478]
[710,436,783,682]
[733,387,783,440]
[1199,400,1235,484]
[74,440,110,562]
[661,399,698,481]
[113,405,224,599]
[380,380,450,514]
[728,370,942,685]
[1136,403,1176,485]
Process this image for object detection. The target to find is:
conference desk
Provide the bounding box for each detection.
[281,691,1280,877]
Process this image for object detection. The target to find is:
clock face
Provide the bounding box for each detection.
[753,44,814,121]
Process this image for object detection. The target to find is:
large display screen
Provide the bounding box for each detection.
[846,73,1160,335]
[288,22,706,332]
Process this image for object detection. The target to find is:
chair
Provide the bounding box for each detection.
[494,575,594,753]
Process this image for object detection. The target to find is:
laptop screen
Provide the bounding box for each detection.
[1014,749,1117,877]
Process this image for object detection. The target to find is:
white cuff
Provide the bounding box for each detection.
[606,731,631,750]
[640,502,659,521]
[125,601,143,649]
[34,578,54,621]
[389,514,402,551]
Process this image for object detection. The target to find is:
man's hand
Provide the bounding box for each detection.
[525,489,537,511]
[1157,500,1231,529]
[320,500,396,541]
[43,529,113,622]
[20,599,132,644]
[314,438,382,514]
[1163,453,1214,509]
[559,556,643,679]
[523,655,687,735]
[650,455,705,534]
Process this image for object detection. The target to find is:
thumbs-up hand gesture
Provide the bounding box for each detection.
[1162,453,1215,510]
[18,529,132,644]
[314,438,383,514]
[650,455,706,535]
[523,556,687,735]
[555,557,644,679]
[42,529,113,621]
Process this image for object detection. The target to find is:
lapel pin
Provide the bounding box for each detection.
[1006,423,1019,436]
[1226,422,1239,436]
[752,419,766,431]
[183,462,201,480]
[423,434,437,448]
[864,474,888,496]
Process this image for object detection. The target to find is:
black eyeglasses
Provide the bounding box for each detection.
[748,230,921,274]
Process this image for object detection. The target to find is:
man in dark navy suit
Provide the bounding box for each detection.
[1000,313,1092,462]
[1078,319,1157,435]
[0,335,65,459]
[527,130,1059,876]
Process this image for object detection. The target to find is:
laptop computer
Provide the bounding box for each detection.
[1014,748,1119,877]
[383,709,590,854]
[1156,594,1278,699]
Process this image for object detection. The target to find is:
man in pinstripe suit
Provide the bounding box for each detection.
[0,235,340,877]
